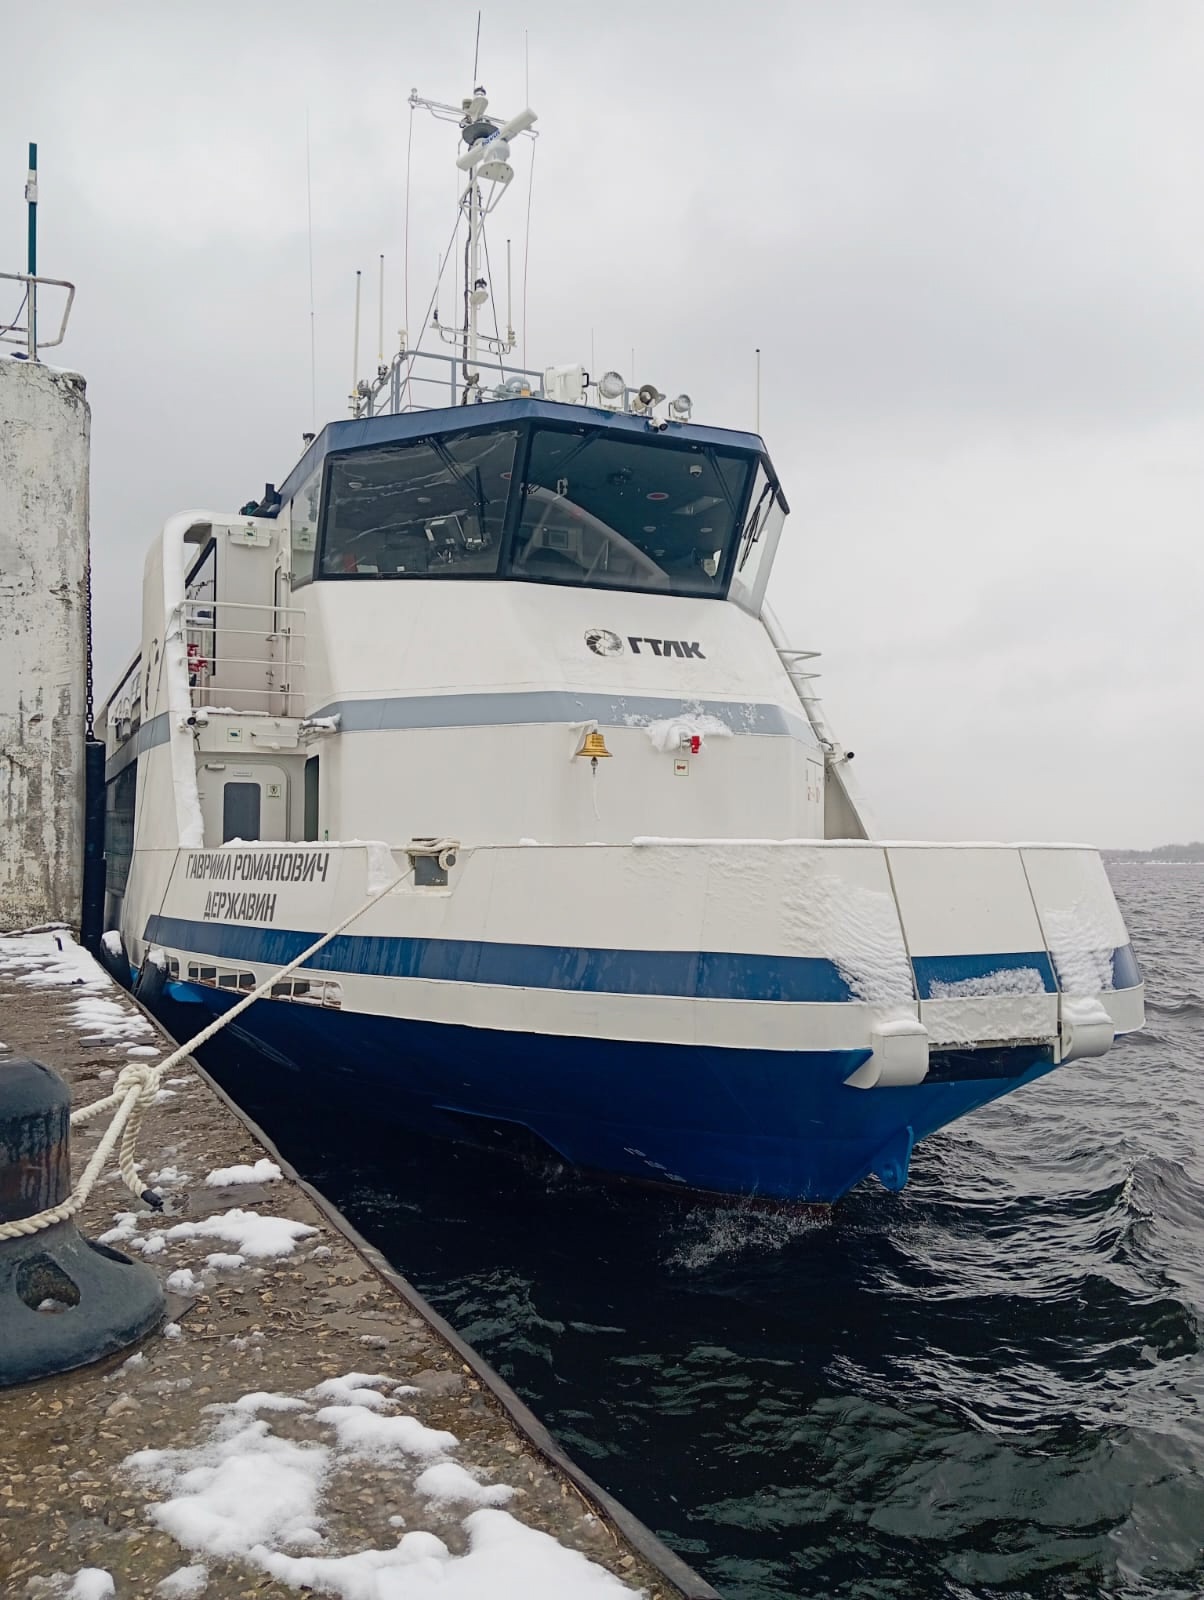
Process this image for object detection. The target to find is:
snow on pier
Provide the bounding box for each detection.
[0,930,704,1599]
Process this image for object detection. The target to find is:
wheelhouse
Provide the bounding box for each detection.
[278,399,788,611]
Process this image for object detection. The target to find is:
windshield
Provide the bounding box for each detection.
[512,427,752,595]
[320,429,517,577]
[310,420,760,597]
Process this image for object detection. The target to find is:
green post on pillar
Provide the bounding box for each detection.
[25,142,37,355]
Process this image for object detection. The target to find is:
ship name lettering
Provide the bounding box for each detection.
[202,891,278,923]
[186,850,331,883]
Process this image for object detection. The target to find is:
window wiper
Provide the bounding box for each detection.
[738,478,774,572]
[429,439,488,530]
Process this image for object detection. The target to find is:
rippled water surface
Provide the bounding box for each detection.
[181,864,1204,1599]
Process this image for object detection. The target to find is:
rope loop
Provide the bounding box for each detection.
[0,863,411,1245]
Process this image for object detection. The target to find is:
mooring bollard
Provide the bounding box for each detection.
[0,1056,164,1387]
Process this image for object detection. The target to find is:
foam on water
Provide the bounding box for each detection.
[665,1201,828,1272]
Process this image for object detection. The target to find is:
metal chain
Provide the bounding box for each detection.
[84,552,95,741]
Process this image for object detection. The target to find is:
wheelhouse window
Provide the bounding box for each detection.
[320,428,518,578]
[512,427,752,596]
[728,461,788,615]
[289,464,321,588]
[311,416,766,599]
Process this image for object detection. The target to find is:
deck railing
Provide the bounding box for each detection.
[182,599,305,718]
[0,270,75,361]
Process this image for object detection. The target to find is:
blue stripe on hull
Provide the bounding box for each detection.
[1110,943,1143,991]
[912,950,1057,996]
[143,915,1140,1005]
[160,982,1055,1203]
[1045,940,1143,995]
[147,914,855,1002]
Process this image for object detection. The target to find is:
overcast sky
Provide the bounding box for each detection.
[4,1,1202,847]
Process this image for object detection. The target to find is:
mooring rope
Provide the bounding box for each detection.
[0,866,411,1242]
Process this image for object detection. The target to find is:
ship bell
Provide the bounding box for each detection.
[576,730,612,759]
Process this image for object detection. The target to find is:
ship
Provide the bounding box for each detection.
[100,83,1143,1203]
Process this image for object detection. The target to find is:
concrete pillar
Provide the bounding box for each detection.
[0,358,90,930]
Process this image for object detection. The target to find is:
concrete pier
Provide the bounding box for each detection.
[0,930,714,1599]
[0,358,90,931]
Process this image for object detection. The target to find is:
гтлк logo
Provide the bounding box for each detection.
[584,629,624,657]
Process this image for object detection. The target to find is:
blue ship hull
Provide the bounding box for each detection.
[160,979,1056,1203]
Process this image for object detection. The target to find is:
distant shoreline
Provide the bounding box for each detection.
[1103,845,1204,865]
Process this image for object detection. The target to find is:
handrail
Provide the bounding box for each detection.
[761,603,833,749]
[188,687,302,705]
[0,270,75,359]
[183,629,306,643]
[182,598,306,716]
[760,600,874,839]
[182,599,305,619]
[355,343,552,417]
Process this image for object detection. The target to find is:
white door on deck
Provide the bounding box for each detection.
[197,763,289,845]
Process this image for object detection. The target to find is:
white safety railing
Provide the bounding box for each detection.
[182,599,306,718]
[761,601,874,839]
[760,603,832,749]
[352,344,642,419]
[0,269,75,360]
[355,343,549,416]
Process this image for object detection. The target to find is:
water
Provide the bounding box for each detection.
[171,864,1204,1599]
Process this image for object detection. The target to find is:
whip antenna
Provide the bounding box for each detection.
[506,237,514,346]
[351,268,361,412]
[305,112,316,430]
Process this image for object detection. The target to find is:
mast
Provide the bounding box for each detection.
[451,87,536,401]
[350,86,537,418]
[464,168,480,396]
